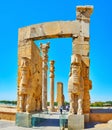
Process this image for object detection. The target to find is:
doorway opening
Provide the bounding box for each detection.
[35,38,72,102]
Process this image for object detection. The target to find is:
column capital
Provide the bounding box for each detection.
[40,42,50,53]
[76,5,94,22]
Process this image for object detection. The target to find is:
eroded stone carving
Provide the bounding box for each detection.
[17,40,42,113]
[18,57,31,112]
[68,54,84,115]
[68,6,93,117]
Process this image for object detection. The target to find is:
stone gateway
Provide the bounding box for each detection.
[17,5,93,129]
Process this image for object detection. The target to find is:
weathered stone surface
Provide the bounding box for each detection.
[16,113,32,127]
[40,42,50,111]
[76,5,94,22]
[81,21,90,37]
[90,113,112,123]
[18,27,30,43]
[68,114,84,130]
[17,40,42,113]
[42,22,61,36]
[82,57,90,67]
[56,82,64,108]
[18,21,82,42]
[18,40,33,69]
[60,21,80,35]
[73,44,90,56]
[49,60,55,111]
[68,54,84,115]
[17,6,93,126]
[108,120,112,127]
[30,24,45,38]
[84,113,90,122]
[0,112,15,121]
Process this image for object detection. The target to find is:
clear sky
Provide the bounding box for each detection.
[0,0,112,102]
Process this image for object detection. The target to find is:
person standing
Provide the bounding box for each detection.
[60,106,63,114]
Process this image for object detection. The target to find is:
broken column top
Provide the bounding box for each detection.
[76,5,94,21]
[50,60,55,64]
[40,42,50,50]
[57,82,63,85]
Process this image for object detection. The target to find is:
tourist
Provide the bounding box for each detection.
[66,105,69,111]
[60,106,63,114]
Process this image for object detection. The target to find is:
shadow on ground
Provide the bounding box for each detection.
[85,122,101,128]
[35,118,59,127]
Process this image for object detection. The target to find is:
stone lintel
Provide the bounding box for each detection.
[18,21,80,42]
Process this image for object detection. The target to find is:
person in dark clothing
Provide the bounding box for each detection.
[60,106,63,114]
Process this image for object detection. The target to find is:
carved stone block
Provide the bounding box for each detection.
[68,114,84,130]
[73,44,90,56]
[42,22,61,35]
[16,112,32,127]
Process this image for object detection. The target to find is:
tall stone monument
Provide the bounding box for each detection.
[17,39,42,127]
[17,5,93,128]
[68,5,93,130]
[56,82,64,108]
[68,5,93,116]
[40,42,50,111]
[49,60,55,111]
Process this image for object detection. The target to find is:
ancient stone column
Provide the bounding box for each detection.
[57,82,64,108]
[49,60,55,111]
[40,42,50,111]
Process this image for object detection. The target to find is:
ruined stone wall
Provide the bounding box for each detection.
[17,39,42,113]
[68,6,93,115]
[76,6,93,114]
[0,112,16,121]
[90,113,112,123]
[31,41,42,111]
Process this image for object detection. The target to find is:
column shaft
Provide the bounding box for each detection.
[49,60,55,111]
[40,42,50,111]
[50,77,54,110]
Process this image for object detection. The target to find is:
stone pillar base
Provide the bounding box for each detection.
[68,114,84,130]
[49,107,55,112]
[42,108,47,111]
[16,112,32,127]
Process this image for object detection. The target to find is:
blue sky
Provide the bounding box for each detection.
[0,0,112,102]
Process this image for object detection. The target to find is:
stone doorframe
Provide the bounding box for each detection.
[17,6,93,113]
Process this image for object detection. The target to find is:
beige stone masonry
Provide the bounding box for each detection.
[17,40,42,113]
[68,6,93,115]
[49,60,55,111]
[17,5,93,117]
[40,42,50,111]
[18,21,81,42]
[56,82,64,108]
